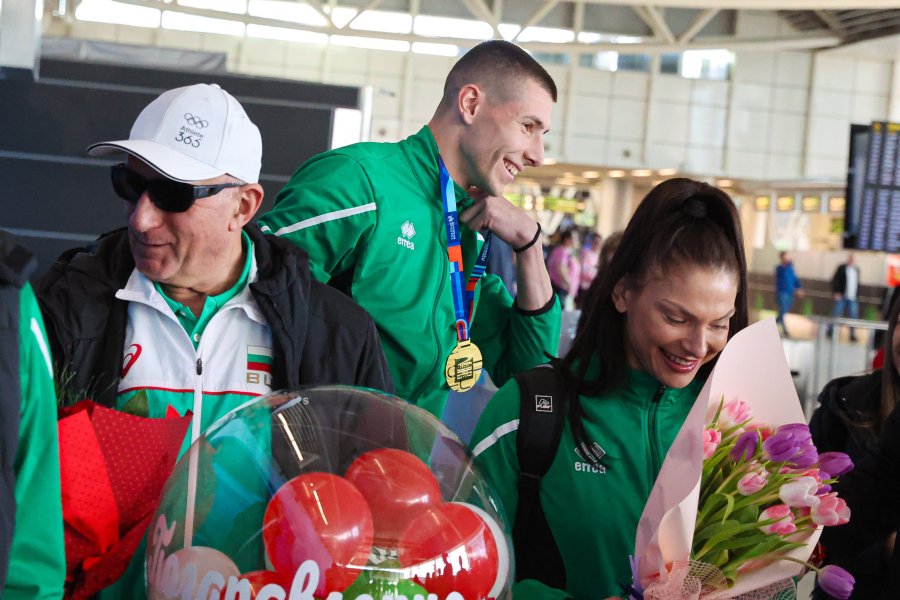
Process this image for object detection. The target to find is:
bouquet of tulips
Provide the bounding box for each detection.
[689,399,855,598]
[631,320,856,600]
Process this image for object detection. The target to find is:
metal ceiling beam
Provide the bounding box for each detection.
[813,9,845,33]
[511,0,561,43]
[572,0,900,8]
[461,0,501,37]
[304,0,335,27]
[677,8,718,44]
[632,5,676,44]
[341,0,385,30]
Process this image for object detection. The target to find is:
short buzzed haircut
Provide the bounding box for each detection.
[441,40,558,107]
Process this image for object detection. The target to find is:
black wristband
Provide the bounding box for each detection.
[514,223,542,253]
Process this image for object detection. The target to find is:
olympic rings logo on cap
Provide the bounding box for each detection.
[184,113,208,128]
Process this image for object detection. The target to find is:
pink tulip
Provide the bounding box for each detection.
[759,504,797,535]
[703,428,722,459]
[811,493,851,526]
[779,476,821,508]
[719,398,753,428]
[736,465,768,496]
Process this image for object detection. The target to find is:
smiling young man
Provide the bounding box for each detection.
[259,40,560,418]
[35,84,392,598]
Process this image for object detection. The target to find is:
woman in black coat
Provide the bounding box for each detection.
[810,299,900,598]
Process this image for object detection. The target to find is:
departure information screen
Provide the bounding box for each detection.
[854,121,900,252]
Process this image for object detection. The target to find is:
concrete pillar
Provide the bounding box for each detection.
[0,0,42,78]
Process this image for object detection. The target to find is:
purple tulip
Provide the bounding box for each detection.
[789,443,819,469]
[818,565,854,599]
[763,423,812,463]
[731,430,760,462]
[818,452,854,478]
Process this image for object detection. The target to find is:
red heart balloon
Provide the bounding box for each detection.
[262,473,373,596]
[345,449,443,546]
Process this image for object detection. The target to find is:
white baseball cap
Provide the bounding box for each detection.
[88,83,262,184]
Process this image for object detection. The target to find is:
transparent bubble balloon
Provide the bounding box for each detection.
[146,386,512,600]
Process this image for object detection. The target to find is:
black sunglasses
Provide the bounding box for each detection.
[110,163,243,213]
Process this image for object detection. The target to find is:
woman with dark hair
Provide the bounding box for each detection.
[809,298,900,598]
[470,178,749,600]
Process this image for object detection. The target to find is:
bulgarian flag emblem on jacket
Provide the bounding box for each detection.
[247,346,273,374]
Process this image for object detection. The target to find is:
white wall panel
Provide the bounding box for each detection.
[117,25,156,46]
[813,54,855,91]
[571,67,613,96]
[609,98,646,140]
[283,64,320,82]
[648,102,690,145]
[244,37,284,66]
[732,82,772,111]
[408,79,443,121]
[851,93,889,124]
[691,80,728,108]
[766,153,802,179]
[368,76,403,117]
[725,149,766,178]
[769,113,806,154]
[810,90,852,118]
[805,155,846,178]
[854,60,892,95]
[410,54,454,81]
[367,49,407,76]
[563,135,607,164]
[328,47,369,75]
[689,106,727,148]
[155,28,202,50]
[371,117,401,142]
[324,70,364,87]
[733,51,775,84]
[775,52,811,87]
[612,71,649,100]
[728,109,771,153]
[569,95,610,136]
[201,32,243,57]
[684,146,723,174]
[654,75,692,104]
[807,115,851,159]
[69,20,118,42]
[285,41,326,69]
[772,86,808,114]
[606,139,642,167]
[645,142,687,169]
[543,132,564,162]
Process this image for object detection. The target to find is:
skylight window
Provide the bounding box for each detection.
[413,15,492,40]
[246,24,327,44]
[177,0,246,15]
[75,0,161,28]
[162,10,246,36]
[248,0,327,27]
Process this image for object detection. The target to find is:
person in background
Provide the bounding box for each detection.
[575,232,600,310]
[35,83,392,599]
[0,231,65,599]
[547,229,580,309]
[258,40,560,418]
[470,178,749,599]
[811,297,900,598]
[828,253,861,342]
[775,250,804,338]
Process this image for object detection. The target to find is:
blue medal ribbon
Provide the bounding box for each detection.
[438,157,492,343]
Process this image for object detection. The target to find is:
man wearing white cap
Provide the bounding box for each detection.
[35,84,392,598]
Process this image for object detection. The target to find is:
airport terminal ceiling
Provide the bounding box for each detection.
[69,0,900,54]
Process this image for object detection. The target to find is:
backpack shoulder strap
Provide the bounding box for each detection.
[513,362,569,590]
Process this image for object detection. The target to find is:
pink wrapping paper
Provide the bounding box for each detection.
[633,319,821,595]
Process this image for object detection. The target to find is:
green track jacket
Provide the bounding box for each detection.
[259,126,560,417]
[470,366,703,599]
[6,284,65,598]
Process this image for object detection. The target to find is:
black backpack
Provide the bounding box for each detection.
[513,363,570,592]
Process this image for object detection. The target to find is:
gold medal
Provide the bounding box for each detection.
[444,340,483,392]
